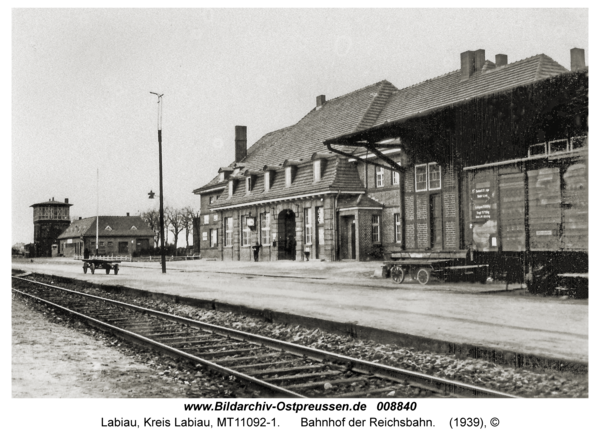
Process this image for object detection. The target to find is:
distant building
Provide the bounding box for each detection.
[30,197,72,257]
[57,214,154,257]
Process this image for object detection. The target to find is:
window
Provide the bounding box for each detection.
[529,143,546,157]
[428,163,441,190]
[130,225,137,230]
[100,241,105,247]
[228,180,234,197]
[213,214,218,221]
[415,164,427,191]
[415,163,441,191]
[202,232,208,241]
[210,229,218,248]
[394,213,402,243]
[219,173,225,182]
[241,215,251,246]
[372,215,381,242]
[261,213,271,245]
[264,172,271,191]
[313,160,321,182]
[246,177,252,194]
[316,206,324,224]
[376,166,384,187]
[304,208,312,244]
[225,217,233,246]
[203,215,210,225]
[392,162,401,185]
[571,136,587,150]
[285,167,292,187]
[209,196,215,204]
[105,225,112,231]
[107,241,113,247]
[549,139,568,154]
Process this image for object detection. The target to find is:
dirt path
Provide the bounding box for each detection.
[12,297,198,398]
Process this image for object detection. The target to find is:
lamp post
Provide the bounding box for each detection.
[150,92,166,274]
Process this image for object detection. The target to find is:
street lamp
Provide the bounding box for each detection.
[150,91,166,274]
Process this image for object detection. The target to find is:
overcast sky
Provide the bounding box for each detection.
[11,8,588,245]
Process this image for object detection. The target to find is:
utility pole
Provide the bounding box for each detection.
[150,92,166,273]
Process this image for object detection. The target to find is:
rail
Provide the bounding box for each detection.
[12,275,517,399]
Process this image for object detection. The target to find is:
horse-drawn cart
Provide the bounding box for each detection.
[82,259,120,275]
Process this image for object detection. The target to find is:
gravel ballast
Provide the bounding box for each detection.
[14,274,588,398]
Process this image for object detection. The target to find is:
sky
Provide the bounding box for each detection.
[11,8,588,246]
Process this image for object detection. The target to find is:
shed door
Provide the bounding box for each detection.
[528,168,561,251]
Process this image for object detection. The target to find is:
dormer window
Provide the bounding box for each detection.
[130,225,138,230]
[219,173,225,182]
[105,225,112,231]
[264,172,270,191]
[228,180,234,198]
[285,167,292,187]
[246,176,252,194]
[313,160,322,182]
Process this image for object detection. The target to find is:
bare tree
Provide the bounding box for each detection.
[165,206,185,251]
[182,206,201,251]
[141,208,160,247]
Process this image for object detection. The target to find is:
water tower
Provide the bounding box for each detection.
[30,197,72,257]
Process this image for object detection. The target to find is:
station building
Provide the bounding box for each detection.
[57,214,154,257]
[193,49,587,263]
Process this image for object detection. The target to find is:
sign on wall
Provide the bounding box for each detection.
[471,181,496,222]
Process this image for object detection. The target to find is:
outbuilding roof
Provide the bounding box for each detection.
[57,216,154,240]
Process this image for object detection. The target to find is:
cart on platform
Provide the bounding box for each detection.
[383,258,488,285]
[82,259,120,275]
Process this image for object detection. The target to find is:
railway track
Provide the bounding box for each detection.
[12,275,516,399]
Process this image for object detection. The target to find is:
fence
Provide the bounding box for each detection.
[74,255,131,261]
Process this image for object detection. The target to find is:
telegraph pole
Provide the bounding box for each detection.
[150,92,166,273]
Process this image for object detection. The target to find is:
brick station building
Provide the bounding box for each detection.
[194,49,583,262]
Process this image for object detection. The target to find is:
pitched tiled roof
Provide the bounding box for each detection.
[195,80,397,202]
[338,194,384,209]
[209,157,366,210]
[57,216,154,240]
[374,54,568,126]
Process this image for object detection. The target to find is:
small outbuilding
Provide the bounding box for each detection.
[57,215,154,257]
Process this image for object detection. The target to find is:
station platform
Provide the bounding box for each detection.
[12,258,588,367]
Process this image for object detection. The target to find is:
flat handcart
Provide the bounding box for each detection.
[82,259,120,275]
[384,259,488,285]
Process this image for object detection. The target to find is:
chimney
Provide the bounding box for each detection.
[52,197,54,201]
[65,198,69,204]
[570,48,585,71]
[316,95,326,107]
[235,125,247,163]
[495,54,508,67]
[79,217,82,220]
[460,49,485,80]
[126,212,130,216]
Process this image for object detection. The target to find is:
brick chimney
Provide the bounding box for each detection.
[570,48,585,71]
[235,125,247,163]
[460,49,485,80]
[316,95,326,107]
[126,212,130,216]
[495,54,507,67]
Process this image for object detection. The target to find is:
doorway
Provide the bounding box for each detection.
[277,209,296,260]
[340,216,356,260]
[430,193,443,249]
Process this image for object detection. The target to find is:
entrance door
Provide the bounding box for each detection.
[118,241,128,254]
[277,210,296,260]
[350,221,356,259]
[430,193,443,249]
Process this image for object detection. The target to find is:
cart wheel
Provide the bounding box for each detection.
[114,265,119,275]
[83,264,88,274]
[391,266,405,284]
[106,267,111,275]
[90,264,95,275]
[417,268,431,285]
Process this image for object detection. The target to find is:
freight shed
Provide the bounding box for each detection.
[324,62,588,294]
